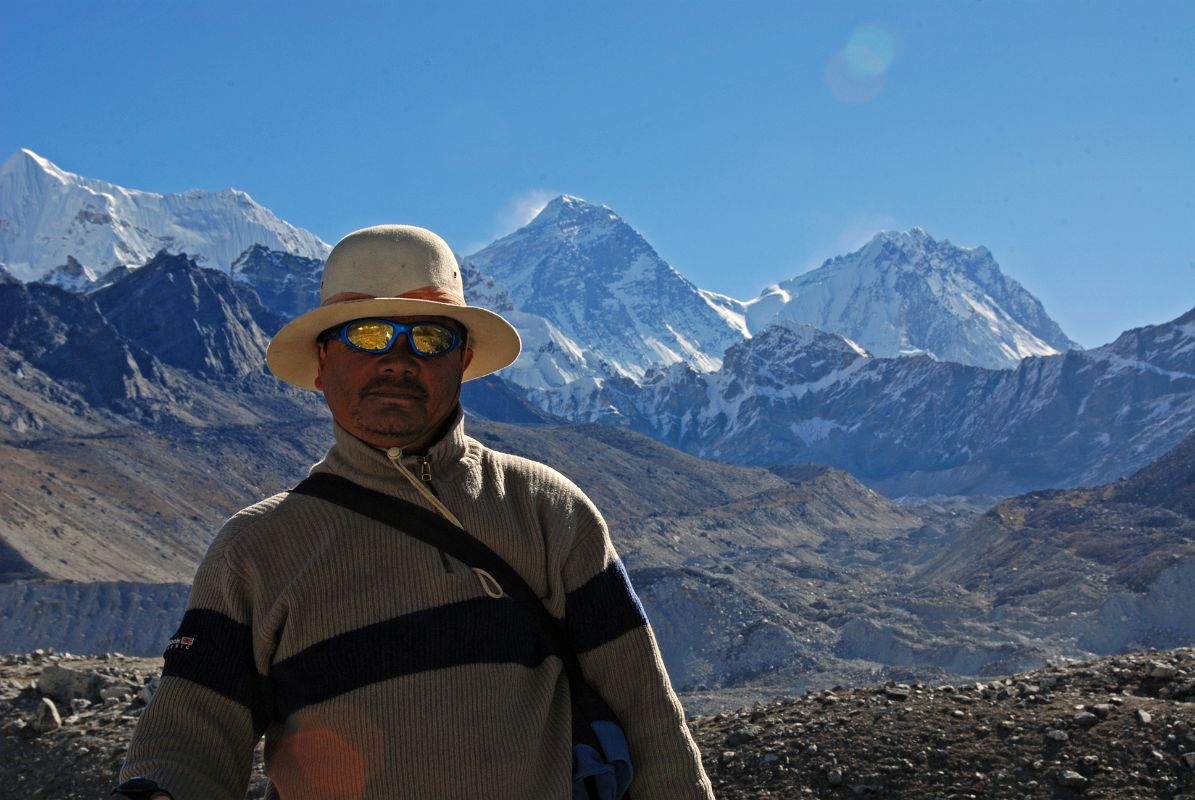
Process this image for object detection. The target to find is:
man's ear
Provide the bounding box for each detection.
[461,346,474,374]
[314,342,327,390]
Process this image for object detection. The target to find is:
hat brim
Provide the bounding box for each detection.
[265,297,522,390]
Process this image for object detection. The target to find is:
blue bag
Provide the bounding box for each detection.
[573,718,634,800]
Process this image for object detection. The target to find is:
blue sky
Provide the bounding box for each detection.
[3,0,1192,347]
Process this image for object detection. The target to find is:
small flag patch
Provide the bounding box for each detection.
[168,634,197,651]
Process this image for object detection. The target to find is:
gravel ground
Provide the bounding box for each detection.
[3,648,1194,798]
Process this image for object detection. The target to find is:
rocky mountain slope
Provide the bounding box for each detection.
[7,413,1194,704]
[229,244,323,322]
[0,255,331,583]
[918,429,1195,656]
[746,228,1078,369]
[4,648,1193,799]
[0,150,329,282]
[577,307,1195,497]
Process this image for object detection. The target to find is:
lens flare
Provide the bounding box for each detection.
[844,24,896,77]
[826,23,896,104]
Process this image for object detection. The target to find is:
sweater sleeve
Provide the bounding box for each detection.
[562,505,715,800]
[118,526,266,800]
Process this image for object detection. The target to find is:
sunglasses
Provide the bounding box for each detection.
[319,318,463,358]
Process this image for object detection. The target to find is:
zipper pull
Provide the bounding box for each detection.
[419,456,432,482]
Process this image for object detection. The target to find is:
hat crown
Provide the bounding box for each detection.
[321,225,464,305]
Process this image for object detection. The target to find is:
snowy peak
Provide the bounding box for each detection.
[36,256,97,293]
[747,228,1077,370]
[465,195,745,389]
[525,194,620,230]
[7,148,70,184]
[0,150,331,282]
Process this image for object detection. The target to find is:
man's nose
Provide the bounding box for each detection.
[375,335,421,371]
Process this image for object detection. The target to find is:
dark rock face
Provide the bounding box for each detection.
[0,281,164,410]
[1113,429,1195,518]
[93,251,272,379]
[229,244,322,324]
[0,583,187,655]
[0,539,43,582]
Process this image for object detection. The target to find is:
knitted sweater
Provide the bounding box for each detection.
[120,415,714,799]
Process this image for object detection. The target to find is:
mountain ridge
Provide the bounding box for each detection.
[746,228,1079,369]
[0,150,330,282]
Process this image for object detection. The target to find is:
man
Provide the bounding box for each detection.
[116,225,715,799]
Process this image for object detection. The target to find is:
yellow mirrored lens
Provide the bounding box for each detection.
[410,325,454,354]
[346,321,394,351]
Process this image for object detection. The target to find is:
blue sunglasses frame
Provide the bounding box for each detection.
[319,318,463,358]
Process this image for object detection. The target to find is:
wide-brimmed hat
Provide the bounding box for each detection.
[266,225,521,389]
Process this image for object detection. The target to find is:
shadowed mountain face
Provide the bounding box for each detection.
[93,251,276,379]
[230,244,322,324]
[1110,424,1195,517]
[0,254,334,582]
[0,281,165,410]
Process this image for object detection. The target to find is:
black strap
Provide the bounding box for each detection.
[293,472,630,796]
[291,472,595,696]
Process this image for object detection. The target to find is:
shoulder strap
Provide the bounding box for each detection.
[291,472,587,684]
[291,472,628,772]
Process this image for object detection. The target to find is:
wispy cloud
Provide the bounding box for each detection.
[795,214,900,275]
[495,188,560,236]
[462,189,561,255]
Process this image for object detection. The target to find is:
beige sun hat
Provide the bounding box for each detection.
[266,225,521,390]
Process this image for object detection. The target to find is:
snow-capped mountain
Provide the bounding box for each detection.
[0,149,330,282]
[561,306,1195,497]
[747,229,1078,370]
[464,196,748,393]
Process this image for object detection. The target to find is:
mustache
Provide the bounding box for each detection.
[359,377,428,398]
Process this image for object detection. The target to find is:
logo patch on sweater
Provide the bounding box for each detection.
[167,634,196,651]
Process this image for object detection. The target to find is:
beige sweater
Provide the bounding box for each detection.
[120,415,714,799]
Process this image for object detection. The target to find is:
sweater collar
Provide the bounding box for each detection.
[311,407,471,491]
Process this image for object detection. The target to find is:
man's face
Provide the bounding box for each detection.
[315,315,473,452]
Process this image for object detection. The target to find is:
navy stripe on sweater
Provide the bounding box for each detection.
[165,566,646,724]
[162,608,271,732]
[565,560,648,654]
[269,596,552,719]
